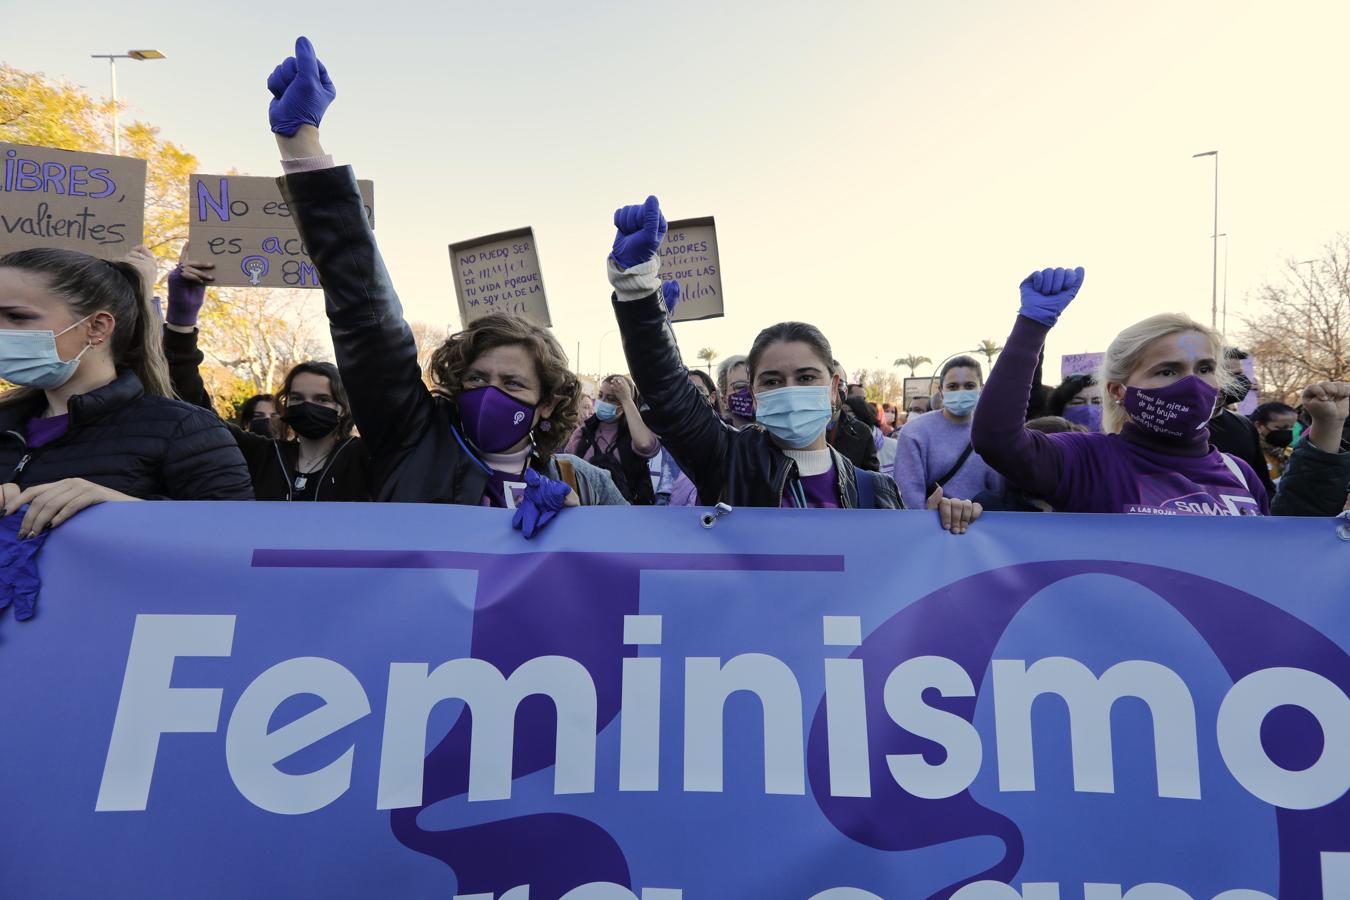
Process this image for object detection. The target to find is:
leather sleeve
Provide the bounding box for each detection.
[612,292,735,501]
[160,327,214,413]
[277,166,429,463]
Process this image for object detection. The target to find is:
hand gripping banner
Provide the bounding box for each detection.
[1,503,1347,899]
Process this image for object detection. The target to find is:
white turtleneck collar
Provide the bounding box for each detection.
[481,443,533,475]
[782,446,833,476]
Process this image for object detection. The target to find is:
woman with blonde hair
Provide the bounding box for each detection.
[972,267,1270,515]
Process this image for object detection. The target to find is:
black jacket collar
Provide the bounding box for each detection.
[0,369,145,432]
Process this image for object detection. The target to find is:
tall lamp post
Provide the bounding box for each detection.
[90,50,165,155]
[1193,150,1219,328]
[1216,233,1228,338]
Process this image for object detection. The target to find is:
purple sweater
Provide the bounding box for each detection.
[972,316,1270,516]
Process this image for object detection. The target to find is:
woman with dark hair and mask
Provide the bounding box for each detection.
[603,193,980,531]
[238,393,278,436]
[261,38,624,531]
[0,245,252,537]
[1045,373,1103,431]
[565,373,660,504]
[160,252,371,502]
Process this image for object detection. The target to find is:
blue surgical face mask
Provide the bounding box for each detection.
[755,386,834,448]
[943,389,980,418]
[0,315,93,390]
[594,399,620,422]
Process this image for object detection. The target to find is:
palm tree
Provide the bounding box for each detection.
[697,347,717,373]
[893,354,932,376]
[975,339,1004,366]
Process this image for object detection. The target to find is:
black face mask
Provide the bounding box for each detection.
[1265,428,1294,448]
[282,402,341,439]
[1220,373,1251,407]
[246,417,274,436]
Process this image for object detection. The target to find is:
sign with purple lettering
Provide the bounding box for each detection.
[0,142,145,259]
[189,174,375,289]
[450,227,551,328]
[2,504,1347,899]
[659,217,723,322]
[1060,351,1105,380]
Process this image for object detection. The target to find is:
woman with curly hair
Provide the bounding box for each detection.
[262,39,624,529]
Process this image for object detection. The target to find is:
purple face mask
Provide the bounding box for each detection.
[727,387,755,419]
[1063,404,1103,432]
[1123,375,1219,440]
[457,385,536,453]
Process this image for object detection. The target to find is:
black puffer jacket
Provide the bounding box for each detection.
[612,292,901,508]
[278,166,622,506]
[0,371,253,499]
[161,327,372,502]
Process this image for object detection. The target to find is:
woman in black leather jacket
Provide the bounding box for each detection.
[605,195,980,531]
[263,40,624,523]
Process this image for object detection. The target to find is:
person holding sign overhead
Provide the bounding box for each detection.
[261,37,625,533]
[605,195,980,530]
[0,246,252,537]
[159,246,373,502]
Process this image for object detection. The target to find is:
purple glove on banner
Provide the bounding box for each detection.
[165,266,206,328]
[611,195,668,270]
[511,468,572,539]
[268,37,336,137]
[662,280,680,318]
[0,508,48,626]
[1018,266,1085,327]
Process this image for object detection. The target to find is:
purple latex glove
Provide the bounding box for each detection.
[662,280,680,318]
[267,37,336,137]
[165,265,206,328]
[0,507,48,624]
[1018,266,1085,327]
[610,195,668,270]
[511,467,572,539]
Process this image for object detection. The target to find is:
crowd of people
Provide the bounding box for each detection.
[1,36,1348,544]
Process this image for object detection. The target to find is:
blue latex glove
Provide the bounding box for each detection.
[610,195,668,270]
[511,468,573,539]
[267,37,336,137]
[1018,266,1085,327]
[0,507,48,625]
[662,280,680,318]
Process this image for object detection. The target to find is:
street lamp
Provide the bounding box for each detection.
[90,50,165,155]
[1216,233,1229,338]
[1193,150,1219,328]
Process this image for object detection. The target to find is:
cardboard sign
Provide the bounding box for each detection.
[903,377,933,406]
[449,227,551,327]
[1060,351,1105,380]
[0,143,146,259]
[189,174,374,289]
[659,217,723,322]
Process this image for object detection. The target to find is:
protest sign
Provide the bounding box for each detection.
[658,217,723,322]
[1060,351,1105,380]
[5,504,1345,898]
[0,142,145,259]
[189,174,375,288]
[449,227,551,327]
[904,376,933,406]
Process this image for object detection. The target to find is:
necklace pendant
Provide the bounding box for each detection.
[294,474,308,490]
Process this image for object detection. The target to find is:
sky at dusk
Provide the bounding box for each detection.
[6,0,1347,382]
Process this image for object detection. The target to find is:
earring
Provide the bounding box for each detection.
[538,419,553,432]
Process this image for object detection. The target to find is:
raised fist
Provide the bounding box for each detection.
[1018,266,1086,328]
[268,37,336,136]
[611,195,667,270]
